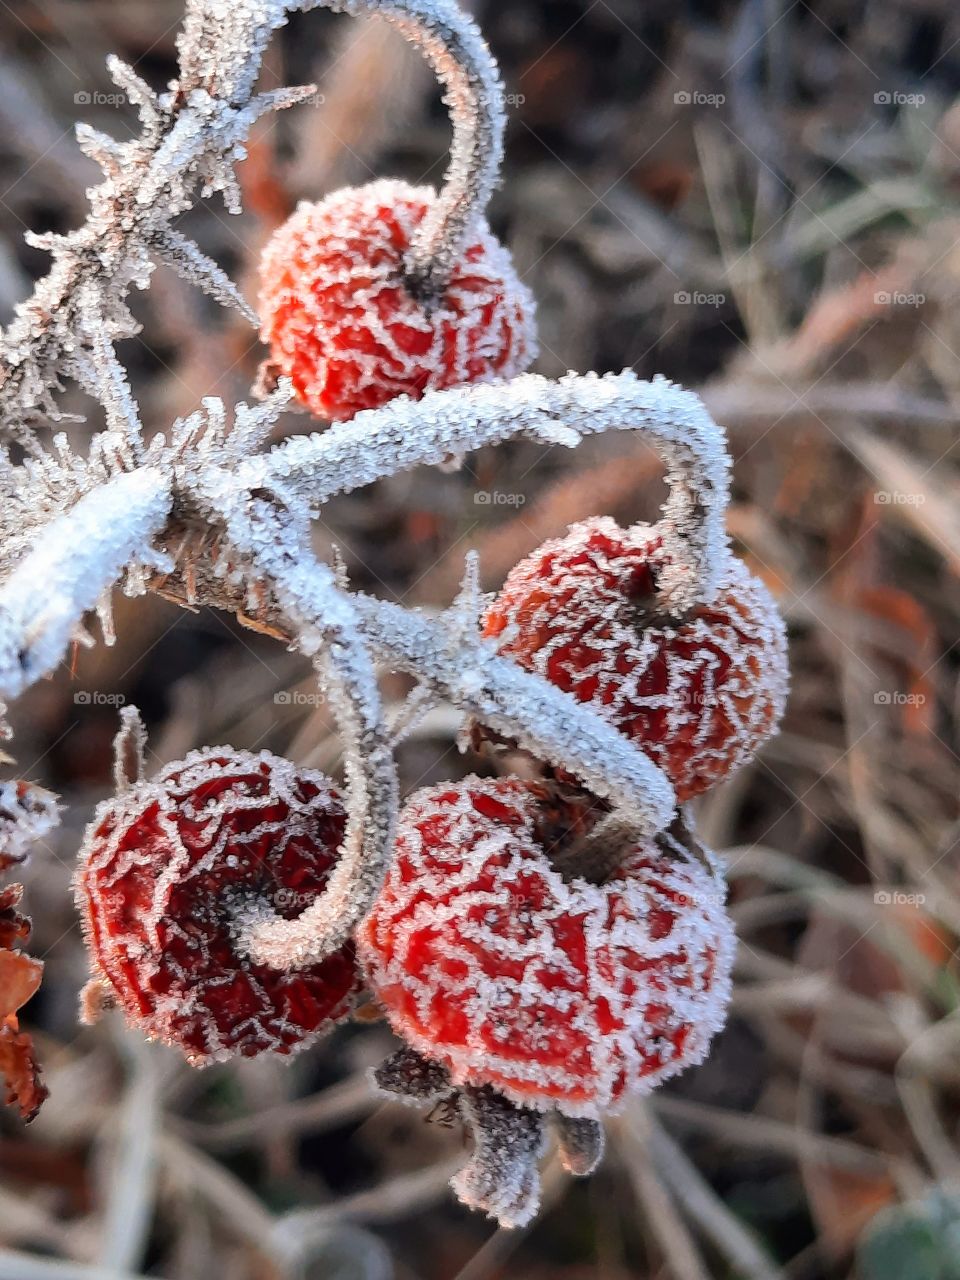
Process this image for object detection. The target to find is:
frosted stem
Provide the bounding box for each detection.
[113,706,148,792]
[320,0,504,296]
[0,469,172,699]
[349,592,676,835]
[212,491,398,968]
[246,371,731,610]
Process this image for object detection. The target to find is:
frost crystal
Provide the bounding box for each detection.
[357,776,736,1119]
[75,742,362,1065]
[258,179,536,419]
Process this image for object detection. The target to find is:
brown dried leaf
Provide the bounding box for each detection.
[0,883,29,950]
[0,1016,48,1122]
[0,947,43,1016]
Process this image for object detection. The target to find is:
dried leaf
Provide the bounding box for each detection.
[0,1016,47,1122]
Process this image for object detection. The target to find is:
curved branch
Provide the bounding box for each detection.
[0,469,172,699]
[208,485,398,969]
[245,370,732,609]
[313,0,505,295]
[351,592,677,834]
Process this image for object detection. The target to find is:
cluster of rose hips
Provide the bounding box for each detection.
[72,164,788,1226]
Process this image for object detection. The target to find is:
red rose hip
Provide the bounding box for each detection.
[75,747,361,1065]
[358,776,735,1117]
[258,179,537,420]
[482,516,788,801]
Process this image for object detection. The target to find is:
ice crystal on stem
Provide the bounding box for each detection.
[0,0,787,1232]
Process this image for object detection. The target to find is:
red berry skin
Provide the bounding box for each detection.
[258,179,537,420]
[357,777,734,1118]
[75,749,360,1065]
[482,517,788,802]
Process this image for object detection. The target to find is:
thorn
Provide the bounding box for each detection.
[113,705,147,792]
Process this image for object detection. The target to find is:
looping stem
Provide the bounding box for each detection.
[245,371,732,613]
[314,0,505,298]
[209,486,398,969]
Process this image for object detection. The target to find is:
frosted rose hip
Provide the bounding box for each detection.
[258,179,537,420]
[358,776,735,1117]
[75,748,360,1065]
[482,516,788,801]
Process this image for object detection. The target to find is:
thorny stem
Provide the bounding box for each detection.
[313,0,505,299]
[0,0,503,445]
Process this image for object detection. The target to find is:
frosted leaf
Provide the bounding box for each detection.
[358,776,735,1118]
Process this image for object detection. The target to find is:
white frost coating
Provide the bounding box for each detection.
[75,744,359,1064]
[452,1087,546,1229]
[0,469,172,698]
[247,371,732,610]
[348,592,676,834]
[0,780,60,865]
[206,489,399,970]
[486,516,790,800]
[358,776,736,1119]
[0,0,505,446]
[258,179,537,415]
